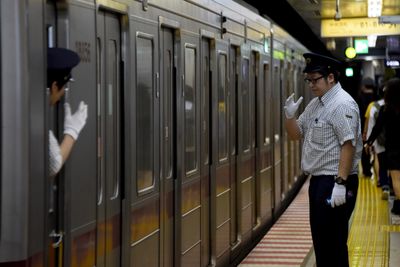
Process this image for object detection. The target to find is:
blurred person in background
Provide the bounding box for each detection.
[365,84,390,200]
[357,77,376,178]
[366,78,400,215]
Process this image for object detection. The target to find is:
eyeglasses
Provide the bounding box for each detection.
[304,76,324,85]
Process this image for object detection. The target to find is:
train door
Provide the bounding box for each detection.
[229,43,240,258]
[129,18,160,267]
[200,35,211,267]
[257,53,273,225]
[236,45,255,243]
[96,11,123,267]
[211,39,231,265]
[272,55,282,212]
[179,33,202,267]
[160,24,177,267]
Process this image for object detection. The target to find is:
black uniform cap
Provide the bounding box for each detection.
[303,52,340,73]
[47,47,80,88]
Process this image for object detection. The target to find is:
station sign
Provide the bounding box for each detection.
[354,39,369,54]
[321,18,400,37]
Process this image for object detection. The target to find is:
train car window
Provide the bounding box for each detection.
[136,36,154,191]
[184,46,197,174]
[218,53,228,161]
[242,58,250,152]
[263,63,270,145]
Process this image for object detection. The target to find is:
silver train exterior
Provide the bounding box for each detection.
[0,0,310,266]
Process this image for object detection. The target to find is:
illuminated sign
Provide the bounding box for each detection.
[354,39,369,54]
[386,60,400,68]
[345,68,354,77]
[321,18,400,37]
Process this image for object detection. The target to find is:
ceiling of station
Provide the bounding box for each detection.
[240,0,400,60]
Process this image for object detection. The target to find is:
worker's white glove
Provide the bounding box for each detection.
[284,93,303,119]
[330,183,346,208]
[64,101,88,140]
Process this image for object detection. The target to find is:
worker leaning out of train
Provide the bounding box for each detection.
[47,47,88,177]
[284,52,362,267]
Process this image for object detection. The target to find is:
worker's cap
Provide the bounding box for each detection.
[47,47,80,87]
[303,52,340,73]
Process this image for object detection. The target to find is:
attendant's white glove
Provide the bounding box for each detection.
[330,183,346,207]
[284,93,303,119]
[64,101,88,140]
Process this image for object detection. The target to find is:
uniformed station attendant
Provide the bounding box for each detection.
[47,47,88,177]
[284,53,362,267]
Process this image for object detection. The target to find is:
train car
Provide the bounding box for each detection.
[0,0,308,266]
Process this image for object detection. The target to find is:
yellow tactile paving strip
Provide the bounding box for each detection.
[240,175,400,267]
[348,176,393,267]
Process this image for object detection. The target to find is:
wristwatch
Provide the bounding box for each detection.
[334,176,347,185]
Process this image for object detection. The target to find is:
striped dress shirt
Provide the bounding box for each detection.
[297,82,362,176]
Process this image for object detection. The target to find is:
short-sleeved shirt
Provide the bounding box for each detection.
[49,130,62,176]
[297,82,362,176]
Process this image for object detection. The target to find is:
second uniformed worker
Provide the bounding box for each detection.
[48,47,88,177]
[284,53,362,267]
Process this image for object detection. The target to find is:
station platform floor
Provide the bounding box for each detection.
[239,175,400,267]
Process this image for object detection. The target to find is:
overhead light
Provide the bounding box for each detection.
[345,47,357,59]
[379,16,400,24]
[368,0,382,17]
[368,35,377,47]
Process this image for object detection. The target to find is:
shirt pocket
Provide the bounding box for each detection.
[312,120,328,144]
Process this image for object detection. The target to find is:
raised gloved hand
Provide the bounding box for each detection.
[330,183,346,208]
[64,101,88,140]
[284,93,303,119]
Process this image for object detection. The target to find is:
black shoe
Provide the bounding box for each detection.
[391,200,400,215]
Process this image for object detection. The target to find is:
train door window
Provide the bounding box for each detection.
[242,58,250,152]
[287,63,293,99]
[251,52,258,149]
[96,37,104,205]
[184,46,197,173]
[136,35,154,192]
[106,39,120,197]
[230,46,238,157]
[184,46,198,174]
[273,66,280,135]
[164,37,173,179]
[202,40,210,165]
[218,53,228,161]
[263,63,270,145]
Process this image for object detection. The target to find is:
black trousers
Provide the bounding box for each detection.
[361,145,372,176]
[309,174,358,267]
